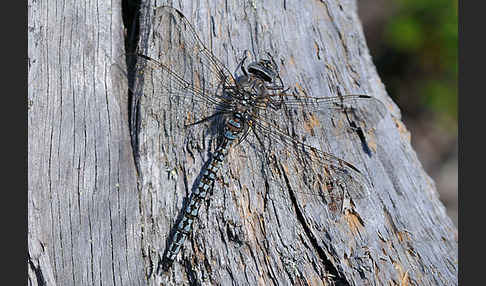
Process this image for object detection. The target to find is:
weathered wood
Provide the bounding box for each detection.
[133,1,458,286]
[28,0,145,285]
[28,0,458,285]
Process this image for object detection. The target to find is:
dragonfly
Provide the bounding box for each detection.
[127,6,387,272]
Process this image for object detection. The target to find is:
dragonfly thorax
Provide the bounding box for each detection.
[233,98,256,119]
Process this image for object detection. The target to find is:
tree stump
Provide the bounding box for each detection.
[28,0,458,285]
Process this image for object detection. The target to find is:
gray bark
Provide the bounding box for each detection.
[28,0,458,285]
[28,0,145,285]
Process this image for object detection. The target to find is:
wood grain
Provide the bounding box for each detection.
[28,0,458,285]
[28,0,145,284]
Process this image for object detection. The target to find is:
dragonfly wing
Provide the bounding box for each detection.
[134,5,238,124]
[248,113,372,202]
[265,94,388,132]
[151,6,236,87]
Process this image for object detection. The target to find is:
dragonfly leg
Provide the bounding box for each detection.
[264,51,285,90]
[266,78,285,90]
[234,50,249,77]
[265,51,277,67]
[184,111,229,128]
[234,123,251,147]
[267,89,291,110]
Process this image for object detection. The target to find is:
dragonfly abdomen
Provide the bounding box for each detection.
[162,115,244,269]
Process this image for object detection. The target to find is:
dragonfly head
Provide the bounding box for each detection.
[247,59,278,83]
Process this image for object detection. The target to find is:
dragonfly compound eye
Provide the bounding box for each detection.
[247,60,277,83]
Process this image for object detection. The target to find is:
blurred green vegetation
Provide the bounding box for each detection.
[374,0,457,129]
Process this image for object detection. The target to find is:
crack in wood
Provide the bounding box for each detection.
[28,255,48,286]
[278,161,350,285]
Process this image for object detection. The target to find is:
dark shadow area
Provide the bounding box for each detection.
[121,0,142,172]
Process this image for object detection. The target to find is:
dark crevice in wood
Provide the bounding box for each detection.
[183,258,200,286]
[267,262,280,286]
[345,111,372,157]
[121,0,142,174]
[28,255,47,286]
[263,178,272,216]
[203,254,213,280]
[225,265,236,284]
[109,206,117,285]
[144,248,154,279]
[279,162,350,286]
[322,1,350,61]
